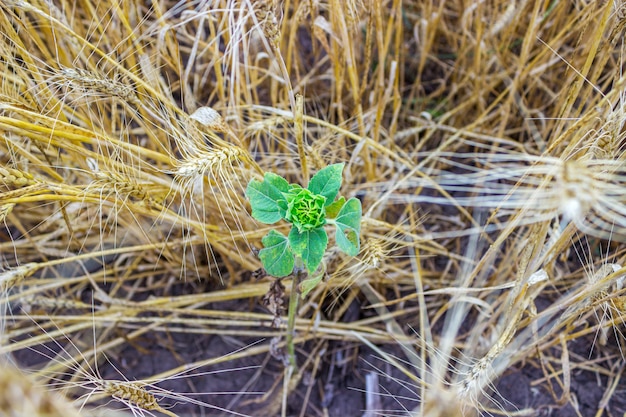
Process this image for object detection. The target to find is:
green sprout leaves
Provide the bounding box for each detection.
[259,230,294,277]
[289,226,328,276]
[307,162,343,203]
[333,197,361,256]
[246,172,289,224]
[246,163,362,279]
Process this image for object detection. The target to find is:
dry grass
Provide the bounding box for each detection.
[1,0,626,416]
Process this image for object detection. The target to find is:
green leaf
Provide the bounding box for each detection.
[265,172,290,191]
[324,196,345,219]
[307,163,344,206]
[246,173,290,224]
[288,227,328,274]
[334,197,361,256]
[299,270,324,299]
[259,230,294,277]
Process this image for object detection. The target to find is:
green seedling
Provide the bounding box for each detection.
[246,163,362,291]
[246,163,361,372]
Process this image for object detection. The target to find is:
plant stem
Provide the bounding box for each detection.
[286,259,305,371]
[286,274,299,370]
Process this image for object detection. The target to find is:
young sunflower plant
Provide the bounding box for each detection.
[246,163,361,295]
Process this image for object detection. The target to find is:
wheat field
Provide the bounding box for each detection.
[1,1,626,416]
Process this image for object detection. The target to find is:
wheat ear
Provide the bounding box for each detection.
[102,380,178,417]
[0,167,40,188]
[0,262,39,292]
[59,67,139,106]
[0,365,83,417]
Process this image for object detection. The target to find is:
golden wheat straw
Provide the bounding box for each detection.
[0,262,39,293]
[378,150,626,239]
[421,389,470,417]
[88,160,163,207]
[581,263,626,346]
[305,144,326,170]
[245,115,286,134]
[458,267,548,404]
[1,0,625,416]
[0,365,82,417]
[0,203,15,222]
[360,238,389,270]
[294,94,308,181]
[175,145,245,180]
[58,67,139,106]
[251,0,297,113]
[20,295,93,312]
[587,264,622,301]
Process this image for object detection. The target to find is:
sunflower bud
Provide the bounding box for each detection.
[285,187,326,232]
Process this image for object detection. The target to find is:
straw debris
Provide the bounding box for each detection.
[2,0,626,416]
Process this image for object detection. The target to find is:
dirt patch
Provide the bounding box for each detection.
[12,293,626,417]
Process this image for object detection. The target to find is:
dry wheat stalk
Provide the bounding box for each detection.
[0,262,39,293]
[458,268,548,406]
[583,263,626,346]
[421,388,472,417]
[0,365,82,417]
[390,151,626,240]
[90,168,163,207]
[305,144,326,171]
[19,295,93,312]
[1,0,625,416]
[58,67,139,106]
[0,203,15,223]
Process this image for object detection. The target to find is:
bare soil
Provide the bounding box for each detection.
[13,289,626,417]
